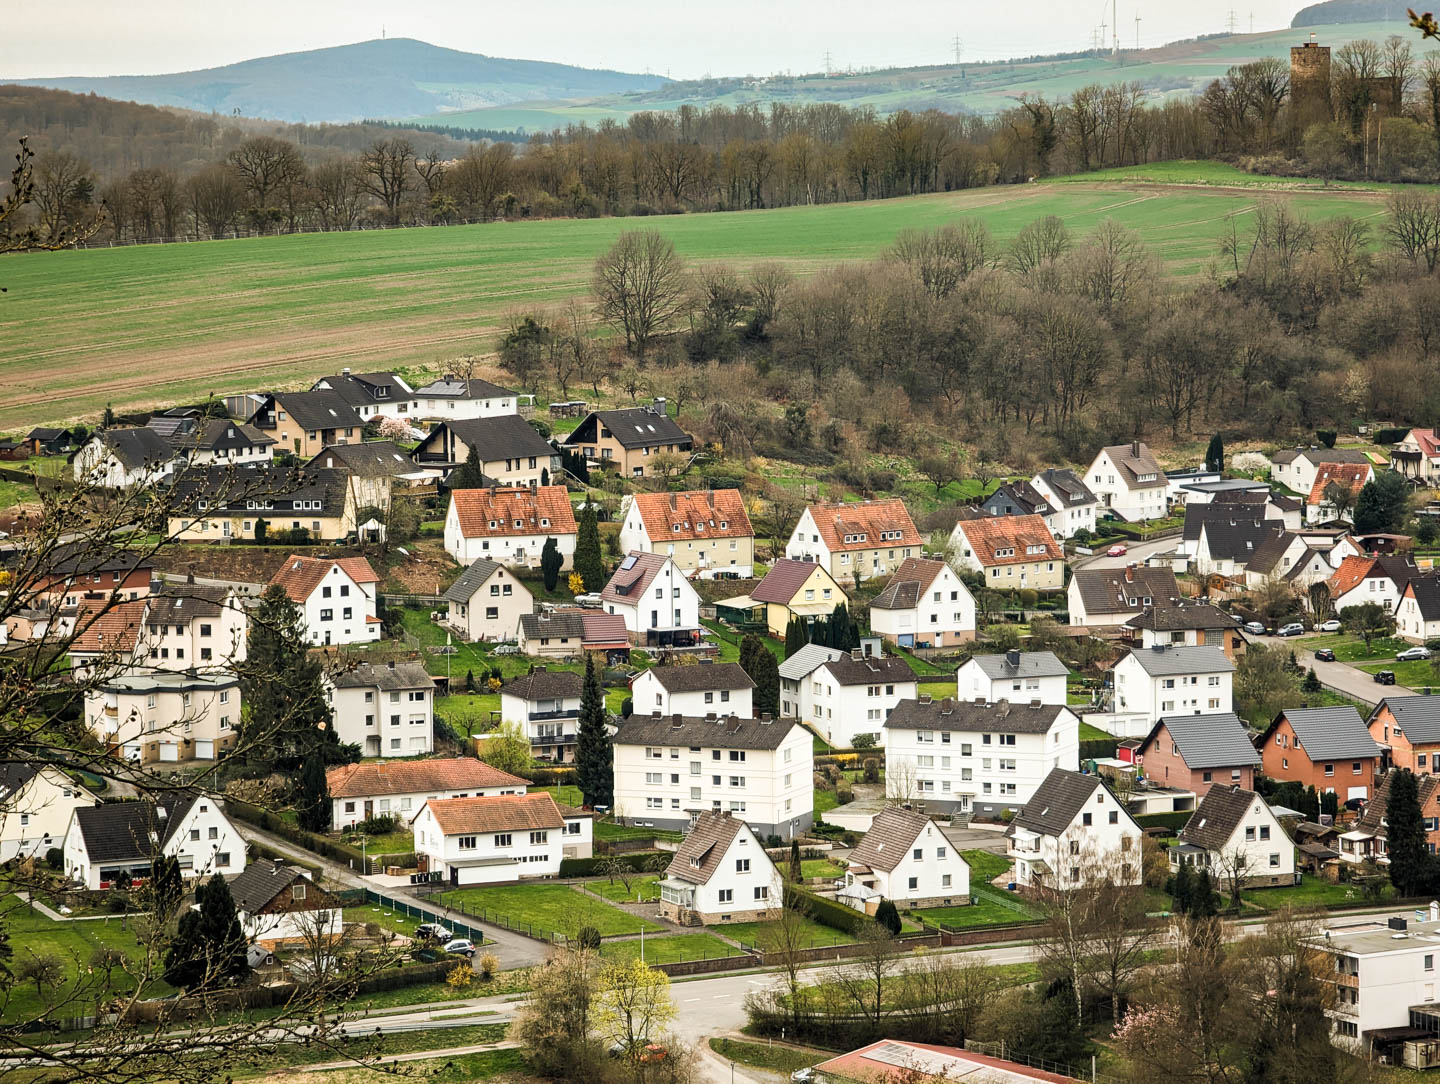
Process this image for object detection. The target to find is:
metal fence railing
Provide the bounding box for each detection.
[362,889,488,944]
[971,885,1040,918]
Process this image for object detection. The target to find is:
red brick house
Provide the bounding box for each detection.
[1257,706,1383,801]
[1136,712,1261,794]
[1368,696,1440,776]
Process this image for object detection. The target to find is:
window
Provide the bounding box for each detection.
[647,797,663,809]
[1082,813,1092,826]
[1108,811,1118,824]
[718,889,733,903]
[908,876,918,891]
[736,858,750,872]
[208,826,218,839]
[754,886,769,901]
[529,831,548,845]
[494,833,512,847]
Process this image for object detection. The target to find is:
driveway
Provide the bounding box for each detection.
[941,825,1010,855]
[1249,631,1415,706]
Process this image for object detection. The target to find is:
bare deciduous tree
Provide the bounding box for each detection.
[591,229,689,359]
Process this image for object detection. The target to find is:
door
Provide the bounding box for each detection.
[449,867,459,886]
[364,800,373,819]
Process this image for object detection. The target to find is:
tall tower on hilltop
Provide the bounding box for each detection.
[1290,33,1332,136]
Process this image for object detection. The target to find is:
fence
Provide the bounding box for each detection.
[362,889,490,944]
[965,1039,1112,1083]
[422,888,559,943]
[382,593,447,608]
[972,885,1040,919]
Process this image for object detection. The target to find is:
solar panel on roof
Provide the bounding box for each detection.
[620,555,638,571]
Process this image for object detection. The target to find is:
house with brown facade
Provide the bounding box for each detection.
[1368,696,1440,775]
[561,403,693,478]
[1122,597,1246,661]
[1257,706,1383,802]
[228,858,342,949]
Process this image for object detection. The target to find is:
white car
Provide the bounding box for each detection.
[1318,619,1342,633]
[443,938,476,958]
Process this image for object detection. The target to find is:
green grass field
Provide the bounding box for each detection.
[2,166,1412,429]
[438,882,662,939]
[1240,875,1392,912]
[910,898,1034,928]
[596,932,740,964]
[709,1037,833,1077]
[721,914,859,950]
[582,873,661,903]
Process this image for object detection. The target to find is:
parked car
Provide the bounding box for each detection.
[443,938,476,958]
[1314,648,1336,662]
[1106,544,1128,557]
[1318,619,1342,633]
[414,922,452,942]
[791,1070,817,1083]
[1276,622,1305,637]
[1398,646,1433,661]
[1243,621,1267,636]
[1375,670,1397,685]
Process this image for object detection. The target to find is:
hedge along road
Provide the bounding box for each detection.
[0,176,1394,429]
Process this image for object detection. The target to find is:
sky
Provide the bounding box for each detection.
[3,1,1366,80]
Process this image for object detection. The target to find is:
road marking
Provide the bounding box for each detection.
[683,997,700,1002]
[712,994,730,999]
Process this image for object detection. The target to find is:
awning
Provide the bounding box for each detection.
[714,594,755,610]
[787,602,835,616]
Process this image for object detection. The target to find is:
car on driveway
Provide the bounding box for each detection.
[1318,619,1342,633]
[1276,622,1305,637]
[1375,670,1397,685]
[1314,648,1336,662]
[1106,544,1128,557]
[1398,646,1433,662]
[415,922,452,942]
[443,938,476,958]
[1243,621,1267,636]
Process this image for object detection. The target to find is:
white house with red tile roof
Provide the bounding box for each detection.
[948,514,1065,591]
[444,485,576,569]
[328,757,528,829]
[618,490,755,578]
[1393,427,1440,483]
[1305,462,1373,525]
[784,499,922,583]
[410,791,579,885]
[869,557,976,649]
[601,552,704,648]
[1328,554,1420,615]
[268,554,379,645]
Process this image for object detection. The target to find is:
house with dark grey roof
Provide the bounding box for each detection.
[1006,768,1142,890]
[411,375,518,421]
[803,650,919,748]
[149,416,276,467]
[1110,645,1234,723]
[515,609,628,662]
[657,810,783,925]
[1183,504,1284,577]
[1122,597,1247,661]
[167,464,365,543]
[1396,573,1440,644]
[1268,446,1374,498]
[1067,565,1180,628]
[839,806,969,910]
[1029,468,1099,539]
[229,858,342,948]
[1241,530,1337,592]
[1136,712,1261,793]
[24,427,76,456]
[500,668,585,763]
[1171,785,1294,888]
[308,440,430,486]
[248,389,366,458]
[62,793,244,891]
[561,402,693,479]
[444,559,533,643]
[883,697,1081,816]
[70,427,181,489]
[1368,695,1440,776]
[311,370,416,421]
[980,481,1062,537]
[412,416,558,487]
[1085,441,1168,522]
[630,662,756,719]
[326,660,434,758]
[610,711,813,838]
[955,651,1069,707]
[1258,705,1382,801]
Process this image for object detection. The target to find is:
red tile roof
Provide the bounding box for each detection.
[268,554,378,603]
[630,490,752,543]
[327,758,529,798]
[601,551,671,606]
[953,514,1063,567]
[1307,462,1371,506]
[805,499,921,552]
[1329,554,1379,597]
[420,791,564,835]
[1413,428,1440,457]
[70,597,147,654]
[450,486,576,539]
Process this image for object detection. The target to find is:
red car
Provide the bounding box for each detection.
[1106,544,1128,557]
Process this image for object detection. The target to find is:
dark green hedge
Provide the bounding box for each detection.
[225,798,365,866]
[786,883,862,935]
[1136,811,1192,832]
[559,852,662,877]
[1373,427,1410,445]
[1079,738,1116,761]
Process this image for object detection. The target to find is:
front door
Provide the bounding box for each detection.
[364,800,373,819]
[449,867,459,886]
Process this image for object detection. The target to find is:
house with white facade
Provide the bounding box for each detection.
[1169,784,1295,889]
[610,711,814,839]
[1269,446,1373,498]
[515,610,630,663]
[444,559,533,643]
[883,697,1081,817]
[1392,426,1440,483]
[70,428,181,489]
[328,758,529,829]
[1085,441,1168,522]
[657,811,783,925]
[63,793,245,890]
[269,554,380,646]
[777,643,845,722]
[804,651,919,748]
[444,486,577,570]
[1029,468,1100,538]
[839,807,970,911]
[785,499,923,584]
[410,376,519,421]
[1067,565,1181,628]
[1242,530,1340,591]
[327,661,434,758]
[1306,462,1374,525]
[311,370,416,421]
[499,669,585,763]
[1330,554,1421,616]
[618,490,755,579]
[140,584,250,671]
[150,416,276,467]
[1397,574,1440,643]
[868,557,976,650]
[410,791,571,886]
[1185,506,1284,578]
[956,651,1068,706]
[630,663,756,718]
[1313,909,1440,1055]
[228,858,342,949]
[0,765,97,863]
[85,672,241,765]
[601,552,704,649]
[1007,768,1143,891]
[412,416,557,487]
[1111,646,1234,722]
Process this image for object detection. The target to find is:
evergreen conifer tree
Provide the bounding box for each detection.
[739,632,781,716]
[575,654,613,808]
[1205,434,1225,474]
[784,617,808,659]
[1190,869,1218,917]
[789,839,802,881]
[540,536,563,592]
[573,504,605,594]
[296,755,331,832]
[1172,861,1192,916]
[874,899,902,935]
[451,445,488,489]
[1387,768,1431,896]
[163,873,248,989]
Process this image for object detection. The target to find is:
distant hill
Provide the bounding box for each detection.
[1291,1,1411,26]
[7,38,668,124]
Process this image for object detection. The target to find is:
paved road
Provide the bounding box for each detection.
[1249,630,1416,706]
[1072,534,1182,571]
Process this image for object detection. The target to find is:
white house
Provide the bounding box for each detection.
[228,858,342,948]
[444,486,577,570]
[1007,768,1143,891]
[71,428,180,489]
[1111,646,1234,722]
[443,559,533,643]
[956,651,1069,707]
[499,669,585,763]
[1067,566,1181,628]
[0,765,97,862]
[85,672,241,764]
[1269,446,1373,498]
[784,499,923,584]
[328,758,529,830]
[1330,555,1420,616]
[883,697,1081,816]
[657,810,784,925]
[157,417,276,468]
[868,557,976,650]
[327,661,434,758]
[412,416,557,488]
[410,791,570,886]
[618,490,755,579]
[1029,468,1100,539]
[410,376,518,421]
[312,370,416,421]
[140,584,250,671]
[1170,784,1295,889]
[601,552,704,649]
[1086,441,1168,522]
[630,663,756,718]
[610,711,814,839]
[1397,575,1440,643]
[1305,462,1373,525]
[1312,909,1440,1054]
[777,643,845,722]
[839,807,970,911]
[63,793,245,890]
[804,651,919,748]
[269,554,380,646]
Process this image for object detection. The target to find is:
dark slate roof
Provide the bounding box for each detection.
[1197,510,1282,562]
[438,416,553,463]
[412,376,515,401]
[72,793,196,863]
[0,763,40,798]
[27,427,69,441]
[1408,574,1440,622]
[1124,598,1235,632]
[266,390,365,431]
[307,441,420,477]
[884,698,1074,735]
[647,663,755,693]
[612,712,801,751]
[444,559,507,604]
[1274,706,1380,760]
[1380,695,1440,745]
[314,372,412,407]
[1271,447,1371,467]
[750,559,827,604]
[1071,567,1179,616]
[567,407,691,450]
[1034,468,1097,508]
[1245,531,1297,576]
[503,669,584,701]
[982,481,1053,518]
[170,464,349,516]
[95,428,177,471]
[1143,713,1260,770]
[848,807,931,873]
[1355,772,1440,838]
[1010,768,1108,838]
[519,611,586,641]
[1180,785,1269,852]
[664,811,747,885]
[227,858,322,913]
[967,651,1068,680]
[818,653,918,687]
[148,583,233,623]
[1122,645,1234,677]
[330,661,433,691]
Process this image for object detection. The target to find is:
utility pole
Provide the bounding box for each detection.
[822,50,833,75]
[952,35,963,65]
[1135,13,1142,49]
[1226,9,1238,33]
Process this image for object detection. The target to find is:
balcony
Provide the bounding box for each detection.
[529,709,580,722]
[531,730,578,745]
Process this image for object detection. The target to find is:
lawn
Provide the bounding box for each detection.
[1078,721,1113,742]
[438,883,662,940]
[1240,876,1394,912]
[814,787,839,816]
[962,849,1013,886]
[339,829,413,858]
[1305,634,1411,663]
[543,784,584,807]
[0,479,36,510]
[911,898,1037,929]
[597,932,741,964]
[799,857,846,880]
[918,679,956,702]
[1357,659,1440,691]
[594,820,684,842]
[709,1037,834,1077]
[582,873,661,903]
[342,904,433,941]
[720,914,860,950]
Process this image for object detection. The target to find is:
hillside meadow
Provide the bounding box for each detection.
[0,167,1411,428]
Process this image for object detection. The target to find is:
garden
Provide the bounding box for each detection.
[437,882,663,941]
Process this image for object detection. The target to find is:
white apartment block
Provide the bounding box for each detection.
[326,661,433,757]
[85,672,241,764]
[802,651,919,748]
[1111,646,1234,722]
[499,669,584,763]
[1314,909,1440,1055]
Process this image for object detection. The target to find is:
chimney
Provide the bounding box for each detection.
[342,367,351,376]
[672,712,683,728]
[387,659,395,669]
[1124,564,1135,583]
[1431,901,1439,923]
[1005,649,1021,668]
[651,710,663,720]
[1131,440,1140,458]
[654,396,667,411]
[851,648,863,660]
[919,694,932,706]
[760,712,773,723]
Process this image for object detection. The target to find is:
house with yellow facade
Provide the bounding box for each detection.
[784,499,922,585]
[716,559,847,638]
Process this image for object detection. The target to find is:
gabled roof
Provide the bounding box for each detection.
[1120,645,1233,677]
[1308,462,1371,507]
[1010,768,1110,838]
[601,551,676,608]
[1123,597,1235,632]
[313,371,412,407]
[330,661,432,691]
[307,440,422,477]
[70,597,147,654]
[263,389,365,431]
[848,806,932,873]
[612,712,802,752]
[1141,713,1260,770]
[952,514,1063,567]
[884,698,1074,735]
[664,810,748,885]
[269,554,378,603]
[628,490,753,543]
[750,559,833,604]
[565,406,691,450]
[502,669,584,702]
[1271,447,1371,467]
[1356,771,1440,836]
[1070,567,1180,616]
[227,858,335,913]
[1267,705,1380,761]
[871,557,951,612]
[1097,442,1166,489]
[146,583,235,624]
[27,427,71,442]
[89,427,177,472]
[817,653,918,687]
[777,643,845,681]
[582,611,629,645]
[412,376,515,401]
[1329,554,1420,598]
[1195,510,1282,563]
[444,559,510,604]
[644,662,755,693]
[169,464,351,516]
[435,415,553,463]
[1245,531,1300,576]
[802,499,922,553]
[71,793,199,863]
[966,651,1069,680]
[327,757,528,798]
[449,486,576,539]
[1033,468,1098,508]
[1405,574,1440,622]
[1377,695,1440,745]
[1181,785,1272,852]
[984,481,1053,518]
[518,610,585,642]
[421,791,563,835]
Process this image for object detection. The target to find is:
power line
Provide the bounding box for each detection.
[822,50,833,74]
[1225,9,1238,33]
[951,35,963,65]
